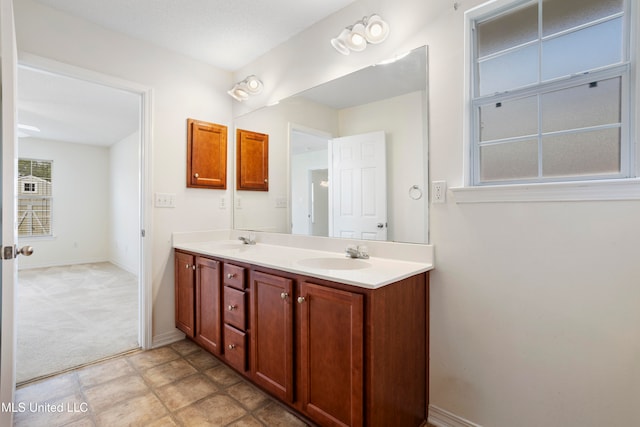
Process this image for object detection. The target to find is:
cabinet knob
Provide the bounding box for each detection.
[194,173,199,178]
[297,296,306,304]
[185,264,190,269]
[228,344,236,350]
[280,292,289,300]
[228,304,237,311]
[227,273,236,279]
[192,264,196,270]
[264,178,268,183]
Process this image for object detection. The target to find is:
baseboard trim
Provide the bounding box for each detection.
[428,405,482,427]
[152,329,185,348]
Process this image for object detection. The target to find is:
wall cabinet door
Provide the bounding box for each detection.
[236,129,269,191]
[174,251,195,337]
[250,270,293,402]
[195,256,222,355]
[298,281,364,427]
[187,118,227,189]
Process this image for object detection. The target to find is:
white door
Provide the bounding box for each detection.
[0,0,19,424]
[329,131,387,240]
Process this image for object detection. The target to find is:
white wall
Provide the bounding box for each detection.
[14,0,640,425]
[290,148,329,235]
[236,0,640,426]
[109,131,140,274]
[18,138,110,268]
[14,0,233,344]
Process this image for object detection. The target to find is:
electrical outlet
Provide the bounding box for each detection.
[432,181,446,203]
[219,196,227,209]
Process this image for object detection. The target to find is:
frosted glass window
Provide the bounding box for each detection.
[542,129,620,177]
[543,0,623,37]
[480,140,538,182]
[542,18,623,81]
[470,0,630,185]
[480,95,538,142]
[542,78,621,133]
[477,3,538,57]
[478,45,538,95]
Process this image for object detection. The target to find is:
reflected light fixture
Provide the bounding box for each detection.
[228,75,263,101]
[331,14,390,55]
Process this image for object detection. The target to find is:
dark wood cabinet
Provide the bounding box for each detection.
[175,249,428,427]
[222,263,249,372]
[236,129,269,191]
[187,118,227,189]
[194,256,222,355]
[174,251,195,337]
[298,281,364,427]
[250,270,294,402]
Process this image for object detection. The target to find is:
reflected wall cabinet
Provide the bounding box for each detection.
[236,129,269,191]
[187,118,227,189]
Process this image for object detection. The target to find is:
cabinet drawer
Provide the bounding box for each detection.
[223,286,246,330]
[224,324,247,372]
[223,264,245,290]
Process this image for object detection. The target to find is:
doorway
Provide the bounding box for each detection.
[15,61,151,383]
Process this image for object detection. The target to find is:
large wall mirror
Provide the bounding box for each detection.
[233,45,428,244]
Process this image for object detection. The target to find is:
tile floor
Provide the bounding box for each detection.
[14,339,310,427]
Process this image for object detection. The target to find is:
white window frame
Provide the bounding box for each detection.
[454,0,640,203]
[22,182,37,193]
[17,158,53,237]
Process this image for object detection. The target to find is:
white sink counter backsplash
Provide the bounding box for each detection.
[172,230,434,289]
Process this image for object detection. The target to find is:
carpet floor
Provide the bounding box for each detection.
[16,262,139,384]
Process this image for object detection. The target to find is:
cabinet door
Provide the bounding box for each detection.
[250,271,293,402]
[174,251,195,337]
[298,281,364,427]
[236,129,269,191]
[195,256,222,355]
[187,118,227,189]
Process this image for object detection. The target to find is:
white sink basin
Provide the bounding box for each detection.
[296,257,371,270]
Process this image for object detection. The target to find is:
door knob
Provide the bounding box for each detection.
[17,246,33,256]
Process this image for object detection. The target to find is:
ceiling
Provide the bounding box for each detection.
[32,0,358,71]
[19,0,358,146]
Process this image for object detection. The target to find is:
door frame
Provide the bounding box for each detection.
[16,53,154,350]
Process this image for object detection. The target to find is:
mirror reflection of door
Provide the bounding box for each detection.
[309,169,329,236]
[290,128,330,236]
[330,131,387,240]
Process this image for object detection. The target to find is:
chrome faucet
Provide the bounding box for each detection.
[238,234,256,245]
[345,244,369,259]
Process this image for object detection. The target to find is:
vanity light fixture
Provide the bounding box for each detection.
[330,14,390,55]
[227,75,263,102]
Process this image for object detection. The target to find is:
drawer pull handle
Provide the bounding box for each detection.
[280,292,289,300]
[228,344,236,350]
[228,304,237,311]
[227,273,236,279]
[297,296,306,304]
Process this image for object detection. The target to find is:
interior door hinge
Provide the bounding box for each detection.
[141,229,146,238]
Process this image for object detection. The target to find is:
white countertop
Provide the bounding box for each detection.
[173,238,433,289]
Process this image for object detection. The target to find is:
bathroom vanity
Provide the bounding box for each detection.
[173,232,432,427]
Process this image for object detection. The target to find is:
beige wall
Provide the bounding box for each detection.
[14,0,640,425]
[14,0,234,344]
[237,0,640,426]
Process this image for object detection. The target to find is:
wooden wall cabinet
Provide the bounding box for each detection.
[187,118,227,189]
[236,129,269,191]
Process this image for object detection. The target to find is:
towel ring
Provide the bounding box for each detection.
[409,185,423,200]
